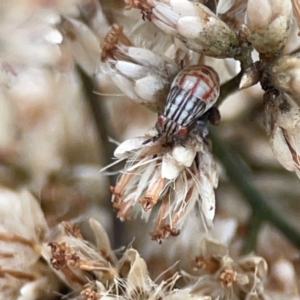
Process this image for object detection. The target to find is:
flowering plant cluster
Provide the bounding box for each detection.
[0,0,300,299]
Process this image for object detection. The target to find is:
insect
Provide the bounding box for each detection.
[145,65,220,145]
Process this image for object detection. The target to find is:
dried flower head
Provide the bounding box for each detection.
[110,116,218,242]
[246,0,293,59]
[125,0,239,58]
[100,25,180,112]
[78,248,184,300]
[0,188,60,299]
[44,219,118,290]
[264,91,300,177]
[270,53,300,102]
[189,238,268,299]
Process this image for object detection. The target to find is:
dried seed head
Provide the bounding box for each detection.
[247,0,292,59]
[270,53,300,103]
[110,122,218,242]
[126,0,238,58]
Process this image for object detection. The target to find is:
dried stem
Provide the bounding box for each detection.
[209,128,300,253]
[241,212,264,255]
[216,71,243,106]
[77,66,124,248]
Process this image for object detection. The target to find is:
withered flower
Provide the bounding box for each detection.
[270,53,300,103]
[44,219,118,291]
[100,25,180,112]
[110,118,218,243]
[0,188,59,299]
[189,238,267,299]
[125,0,238,58]
[246,0,293,59]
[264,91,300,177]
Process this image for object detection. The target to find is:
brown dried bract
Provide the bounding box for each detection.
[112,198,133,220]
[139,177,165,211]
[150,195,181,243]
[0,232,38,251]
[150,225,180,244]
[281,127,300,170]
[192,254,220,274]
[48,241,70,270]
[111,172,135,220]
[81,285,99,300]
[48,241,87,285]
[219,269,237,287]
[150,185,194,243]
[65,250,81,268]
[62,221,83,239]
[0,266,36,281]
[124,0,154,21]
[101,25,132,61]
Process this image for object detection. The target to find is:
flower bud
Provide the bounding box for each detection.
[125,0,238,58]
[247,0,292,58]
[100,25,180,112]
[270,53,300,103]
[264,92,300,177]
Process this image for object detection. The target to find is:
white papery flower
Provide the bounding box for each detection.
[188,238,268,300]
[247,0,293,58]
[270,53,300,103]
[44,219,117,291]
[110,120,218,243]
[0,188,59,299]
[100,25,180,112]
[81,248,211,300]
[264,92,300,178]
[124,0,238,58]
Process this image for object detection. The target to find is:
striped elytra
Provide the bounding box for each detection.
[156,65,220,142]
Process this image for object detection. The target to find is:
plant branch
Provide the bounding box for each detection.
[241,212,264,254]
[77,66,124,249]
[209,128,300,252]
[216,71,243,106]
[77,66,115,167]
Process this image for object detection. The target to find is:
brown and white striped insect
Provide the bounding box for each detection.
[145,65,220,145]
